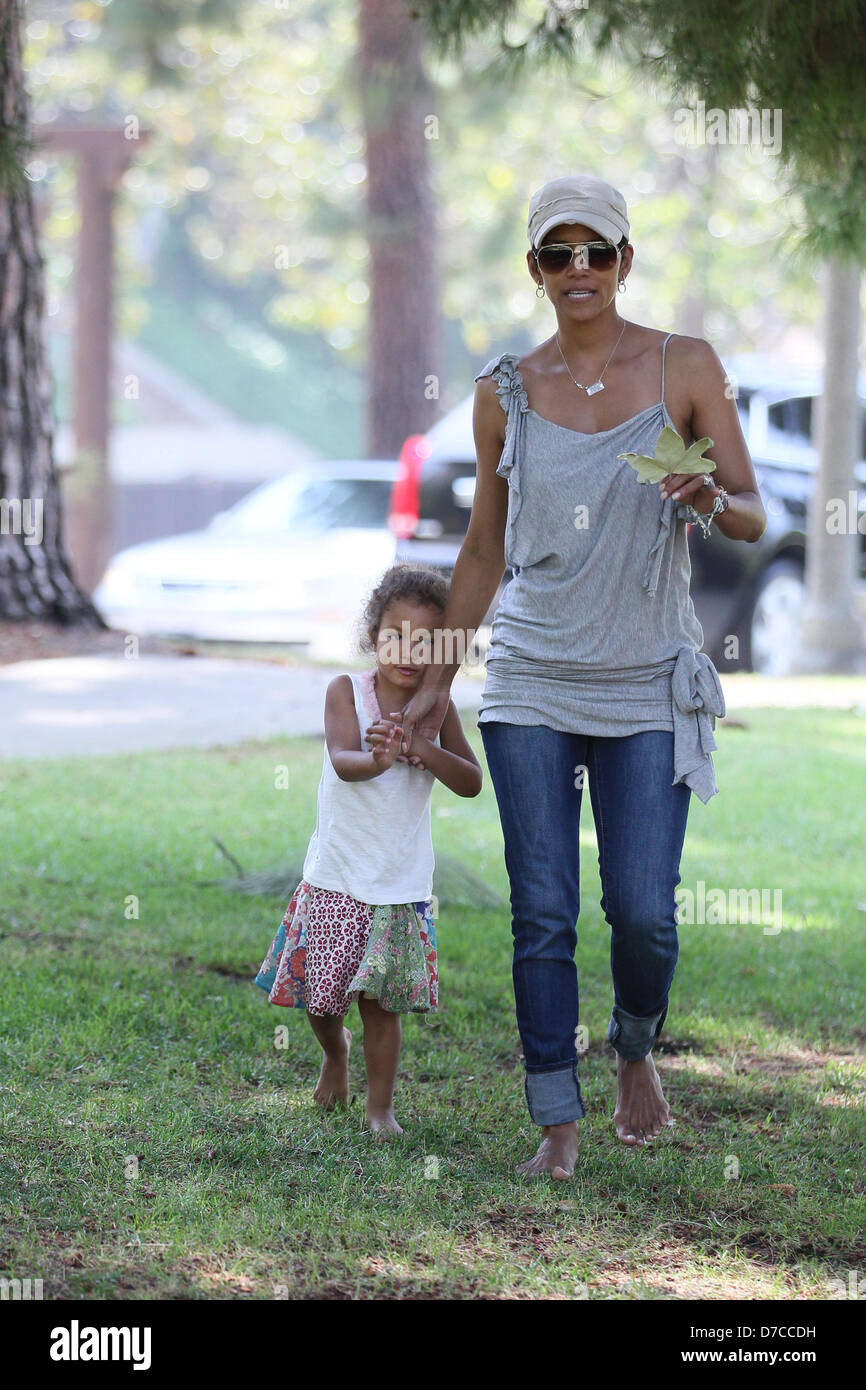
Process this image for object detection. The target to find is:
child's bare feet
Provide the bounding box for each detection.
[365,1106,403,1136]
[517,1121,579,1180]
[614,1052,672,1145]
[312,1025,351,1109]
[358,995,403,1134]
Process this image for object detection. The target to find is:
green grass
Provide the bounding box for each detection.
[0,707,864,1300]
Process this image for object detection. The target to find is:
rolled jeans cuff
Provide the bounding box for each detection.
[607,1005,667,1061]
[524,1062,587,1126]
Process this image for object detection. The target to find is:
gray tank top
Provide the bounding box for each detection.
[474,333,726,803]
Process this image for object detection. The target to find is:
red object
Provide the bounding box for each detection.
[389,434,432,539]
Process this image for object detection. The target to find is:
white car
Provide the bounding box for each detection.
[94,461,400,658]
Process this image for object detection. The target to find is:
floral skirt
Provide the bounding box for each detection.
[254,879,438,1016]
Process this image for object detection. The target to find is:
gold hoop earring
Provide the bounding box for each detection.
[536,282,545,298]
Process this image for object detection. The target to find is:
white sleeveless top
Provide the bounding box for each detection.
[302,669,438,905]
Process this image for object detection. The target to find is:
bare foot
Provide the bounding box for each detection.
[516,1121,579,1180]
[614,1052,672,1145]
[365,1106,403,1136]
[313,1027,351,1109]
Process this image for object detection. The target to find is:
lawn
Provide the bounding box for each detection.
[0,706,864,1300]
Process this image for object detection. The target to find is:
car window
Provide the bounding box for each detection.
[213,476,393,534]
[288,479,393,529]
[766,394,866,458]
[767,396,813,441]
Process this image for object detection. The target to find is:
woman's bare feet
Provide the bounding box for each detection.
[312,1025,351,1109]
[365,1106,403,1136]
[614,1052,672,1145]
[517,1121,579,1180]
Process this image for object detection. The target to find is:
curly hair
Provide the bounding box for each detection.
[356,563,449,656]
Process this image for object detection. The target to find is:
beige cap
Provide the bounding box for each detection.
[527,174,630,250]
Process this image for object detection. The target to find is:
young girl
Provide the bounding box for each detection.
[254,564,482,1134]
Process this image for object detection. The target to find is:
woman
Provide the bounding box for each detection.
[400,173,766,1179]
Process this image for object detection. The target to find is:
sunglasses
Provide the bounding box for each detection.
[534,240,621,274]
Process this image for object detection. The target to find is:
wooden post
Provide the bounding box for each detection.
[35,122,148,593]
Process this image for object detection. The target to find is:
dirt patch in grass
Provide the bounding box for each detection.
[734,1047,864,1078]
[170,953,259,983]
[0,619,177,666]
[659,1046,865,1081]
[594,1250,812,1300]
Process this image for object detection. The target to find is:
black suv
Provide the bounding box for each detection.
[390,354,866,675]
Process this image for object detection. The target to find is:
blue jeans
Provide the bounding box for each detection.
[478,721,691,1127]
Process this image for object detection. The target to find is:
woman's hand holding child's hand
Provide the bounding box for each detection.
[388,711,427,770]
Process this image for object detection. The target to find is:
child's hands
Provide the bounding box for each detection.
[365,711,426,771]
[364,716,402,771]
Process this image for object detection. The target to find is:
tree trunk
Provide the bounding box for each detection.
[793,258,866,672]
[0,0,102,627]
[358,0,440,457]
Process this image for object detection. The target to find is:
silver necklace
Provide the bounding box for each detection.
[556,321,627,396]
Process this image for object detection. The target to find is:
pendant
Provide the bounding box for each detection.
[586,381,605,396]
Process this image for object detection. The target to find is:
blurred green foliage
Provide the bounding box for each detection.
[25,0,819,455]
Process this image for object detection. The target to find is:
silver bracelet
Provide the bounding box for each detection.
[687,483,729,539]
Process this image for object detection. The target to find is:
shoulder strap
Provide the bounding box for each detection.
[345,671,359,721]
[660,333,675,407]
[355,668,381,727]
[474,352,527,421]
[473,351,512,385]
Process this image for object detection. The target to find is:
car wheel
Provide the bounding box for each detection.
[745,558,805,676]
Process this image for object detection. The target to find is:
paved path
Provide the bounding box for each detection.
[0,655,862,760]
[0,655,484,759]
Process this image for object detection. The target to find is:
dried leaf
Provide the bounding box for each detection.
[619,425,716,484]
